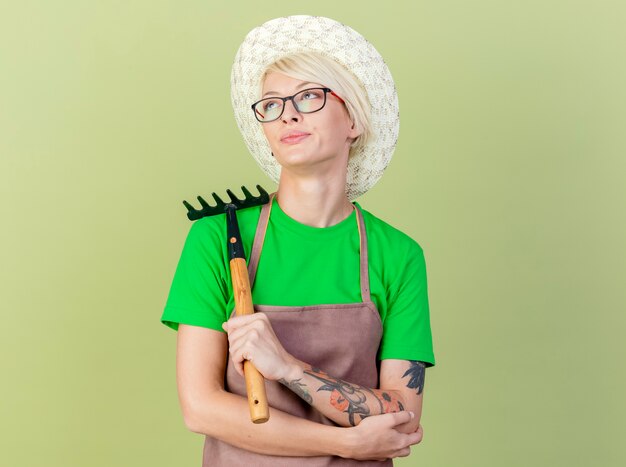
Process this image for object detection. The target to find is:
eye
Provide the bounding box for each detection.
[301,89,323,100]
[261,99,283,116]
[262,99,281,112]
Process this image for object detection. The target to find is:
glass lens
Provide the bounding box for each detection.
[294,88,326,113]
[255,98,283,122]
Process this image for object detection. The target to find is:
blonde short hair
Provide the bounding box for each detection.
[261,52,372,158]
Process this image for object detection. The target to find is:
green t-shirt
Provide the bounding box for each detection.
[161,196,435,366]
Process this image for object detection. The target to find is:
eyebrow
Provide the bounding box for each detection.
[262,82,318,98]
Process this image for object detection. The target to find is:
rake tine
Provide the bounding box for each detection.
[197,196,210,208]
[183,199,204,221]
[241,185,254,200]
[226,188,242,205]
[255,184,269,201]
[211,192,226,208]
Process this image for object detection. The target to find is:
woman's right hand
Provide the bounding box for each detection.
[341,411,424,461]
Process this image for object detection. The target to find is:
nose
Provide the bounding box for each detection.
[281,98,301,123]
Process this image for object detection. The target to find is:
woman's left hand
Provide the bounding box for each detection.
[222,313,301,381]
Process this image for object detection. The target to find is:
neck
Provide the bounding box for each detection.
[275,178,354,228]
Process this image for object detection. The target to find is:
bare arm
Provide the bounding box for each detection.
[279,359,426,433]
[176,324,421,460]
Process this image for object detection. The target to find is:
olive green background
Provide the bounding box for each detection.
[1,1,624,466]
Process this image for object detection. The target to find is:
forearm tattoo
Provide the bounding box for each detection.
[281,366,405,426]
[278,378,313,404]
[402,361,426,395]
[306,367,373,426]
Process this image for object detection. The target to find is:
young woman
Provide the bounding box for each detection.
[162,16,436,466]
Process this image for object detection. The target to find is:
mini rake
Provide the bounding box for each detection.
[183,185,271,424]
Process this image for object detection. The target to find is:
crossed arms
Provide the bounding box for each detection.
[176,317,426,461]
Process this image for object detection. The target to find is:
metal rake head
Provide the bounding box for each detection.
[183,185,270,221]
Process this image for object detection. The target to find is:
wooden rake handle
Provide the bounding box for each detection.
[182,185,271,423]
[229,257,269,423]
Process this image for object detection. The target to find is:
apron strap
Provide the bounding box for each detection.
[246,192,275,288]
[247,192,372,303]
[354,202,371,302]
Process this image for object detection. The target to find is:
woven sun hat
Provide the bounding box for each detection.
[230,15,399,201]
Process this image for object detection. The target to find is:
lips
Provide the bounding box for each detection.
[280,131,310,144]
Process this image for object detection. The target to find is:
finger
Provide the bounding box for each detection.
[394,447,411,458]
[229,339,252,366]
[229,350,244,377]
[225,317,267,346]
[385,410,414,427]
[228,329,260,362]
[236,361,244,378]
[406,430,423,446]
[228,324,262,346]
[226,313,268,329]
[221,316,246,334]
[229,349,244,377]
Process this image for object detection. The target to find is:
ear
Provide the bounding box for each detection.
[347,120,361,140]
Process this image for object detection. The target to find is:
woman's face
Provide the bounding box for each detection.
[260,72,360,172]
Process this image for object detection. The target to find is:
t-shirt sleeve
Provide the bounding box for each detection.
[379,241,436,367]
[160,219,230,332]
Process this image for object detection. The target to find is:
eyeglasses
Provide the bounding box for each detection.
[251,87,346,123]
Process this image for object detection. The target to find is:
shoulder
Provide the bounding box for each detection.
[183,213,224,249]
[356,203,424,256]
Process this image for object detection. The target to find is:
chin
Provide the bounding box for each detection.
[274,146,339,167]
[275,149,312,164]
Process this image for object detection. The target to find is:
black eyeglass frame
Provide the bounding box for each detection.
[251,87,346,123]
